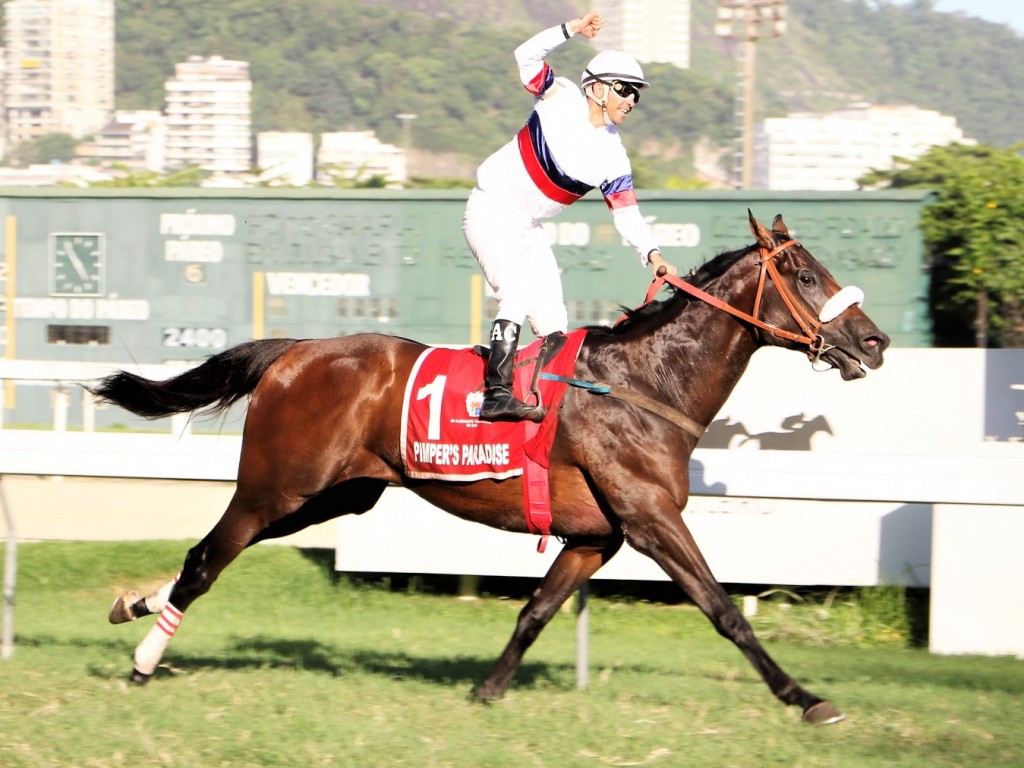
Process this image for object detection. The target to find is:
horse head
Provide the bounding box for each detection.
[746,211,890,380]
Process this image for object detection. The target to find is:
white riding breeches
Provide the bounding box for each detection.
[462,188,568,337]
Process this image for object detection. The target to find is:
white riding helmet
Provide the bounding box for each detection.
[581,49,649,88]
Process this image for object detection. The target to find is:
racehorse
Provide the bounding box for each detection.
[91,212,889,725]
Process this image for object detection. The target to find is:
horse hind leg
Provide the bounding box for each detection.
[108,573,179,624]
[117,478,389,685]
[474,532,623,702]
[119,485,285,684]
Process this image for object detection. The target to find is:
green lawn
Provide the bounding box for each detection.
[1,541,1021,767]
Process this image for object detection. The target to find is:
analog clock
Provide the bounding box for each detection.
[51,233,105,296]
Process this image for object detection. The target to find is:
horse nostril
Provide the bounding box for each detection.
[864,333,890,352]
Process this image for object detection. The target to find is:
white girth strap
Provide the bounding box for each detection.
[819,285,864,323]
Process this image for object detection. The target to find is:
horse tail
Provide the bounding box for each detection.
[89,338,299,419]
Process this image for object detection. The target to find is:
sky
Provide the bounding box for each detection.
[890,0,1024,35]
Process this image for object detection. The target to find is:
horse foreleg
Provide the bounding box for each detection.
[474,532,623,702]
[622,514,845,725]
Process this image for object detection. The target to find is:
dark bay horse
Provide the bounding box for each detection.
[92,212,889,725]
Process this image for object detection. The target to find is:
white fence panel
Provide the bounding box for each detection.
[2,348,1023,659]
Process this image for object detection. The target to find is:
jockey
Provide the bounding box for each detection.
[463,10,678,423]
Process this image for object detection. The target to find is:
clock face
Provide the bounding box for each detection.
[51,233,105,296]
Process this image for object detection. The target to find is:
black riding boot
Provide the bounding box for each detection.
[480,320,545,423]
[537,331,567,368]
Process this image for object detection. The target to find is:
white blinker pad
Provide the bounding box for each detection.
[819,285,865,323]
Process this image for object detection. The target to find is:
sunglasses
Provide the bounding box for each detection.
[591,78,642,104]
[608,80,642,103]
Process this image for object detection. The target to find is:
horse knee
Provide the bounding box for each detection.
[516,601,554,639]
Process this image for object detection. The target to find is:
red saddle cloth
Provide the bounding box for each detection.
[401,330,586,481]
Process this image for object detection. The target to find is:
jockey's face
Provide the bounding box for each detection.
[604,83,637,126]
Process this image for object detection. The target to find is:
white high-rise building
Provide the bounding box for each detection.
[164,56,253,174]
[257,131,314,186]
[592,0,690,70]
[2,0,115,149]
[317,131,406,186]
[756,103,975,190]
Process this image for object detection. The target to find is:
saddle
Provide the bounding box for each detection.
[401,329,586,481]
[401,329,587,551]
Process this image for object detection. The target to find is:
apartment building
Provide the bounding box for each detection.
[75,110,167,171]
[593,0,690,69]
[756,103,975,190]
[2,0,115,149]
[164,55,253,173]
[317,131,406,186]
[257,131,314,186]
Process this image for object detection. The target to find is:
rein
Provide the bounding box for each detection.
[644,240,833,362]
[572,238,845,439]
[540,373,705,439]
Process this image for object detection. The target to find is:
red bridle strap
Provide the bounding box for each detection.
[642,240,819,347]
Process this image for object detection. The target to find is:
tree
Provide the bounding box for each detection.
[860,144,1024,348]
[4,133,79,167]
[88,165,209,187]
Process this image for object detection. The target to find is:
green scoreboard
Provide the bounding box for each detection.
[0,187,934,371]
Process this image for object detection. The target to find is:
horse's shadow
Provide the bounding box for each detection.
[702,413,833,451]
[87,636,568,691]
[76,631,1024,696]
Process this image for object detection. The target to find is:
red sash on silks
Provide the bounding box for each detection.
[400,330,586,551]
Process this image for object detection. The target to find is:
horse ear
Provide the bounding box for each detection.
[747,209,774,248]
[772,214,790,236]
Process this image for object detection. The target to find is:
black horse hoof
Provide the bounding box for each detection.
[802,700,846,725]
[129,668,153,686]
[468,685,500,704]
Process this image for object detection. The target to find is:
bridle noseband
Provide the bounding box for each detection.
[644,239,841,366]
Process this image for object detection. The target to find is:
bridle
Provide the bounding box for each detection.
[642,239,842,367]
[565,239,857,439]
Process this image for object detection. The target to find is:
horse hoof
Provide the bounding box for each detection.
[469,685,501,704]
[108,591,142,624]
[802,700,846,725]
[129,668,153,686]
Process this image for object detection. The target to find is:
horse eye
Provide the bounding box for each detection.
[798,270,814,286]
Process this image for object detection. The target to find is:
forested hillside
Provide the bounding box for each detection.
[10,0,1023,184]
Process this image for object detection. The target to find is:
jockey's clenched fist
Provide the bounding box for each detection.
[570,11,604,39]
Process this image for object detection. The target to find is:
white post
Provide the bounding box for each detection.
[1,476,16,659]
[82,390,96,433]
[575,582,590,690]
[170,412,192,437]
[742,595,759,617]
[52,386,70,432]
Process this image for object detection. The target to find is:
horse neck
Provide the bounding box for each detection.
[586,287,760,430]
[653,296,760,426]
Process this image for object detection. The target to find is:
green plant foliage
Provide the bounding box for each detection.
[77,0,1022,190]
[2,133,80,167]
[86,164,210,187]
[741,585,928,648]
[860,143,1024,347]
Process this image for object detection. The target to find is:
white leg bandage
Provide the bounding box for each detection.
[133,603,183,676]
[143,572,180,615]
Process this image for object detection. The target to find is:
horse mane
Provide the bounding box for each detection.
[586,243,755,336]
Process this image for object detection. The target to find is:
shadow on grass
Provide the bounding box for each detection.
[296,547,336,577]
[162,637,566,690]
[26,624,1023,699]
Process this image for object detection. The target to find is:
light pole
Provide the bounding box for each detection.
[715,1,786,189]
[395,113,417,183]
